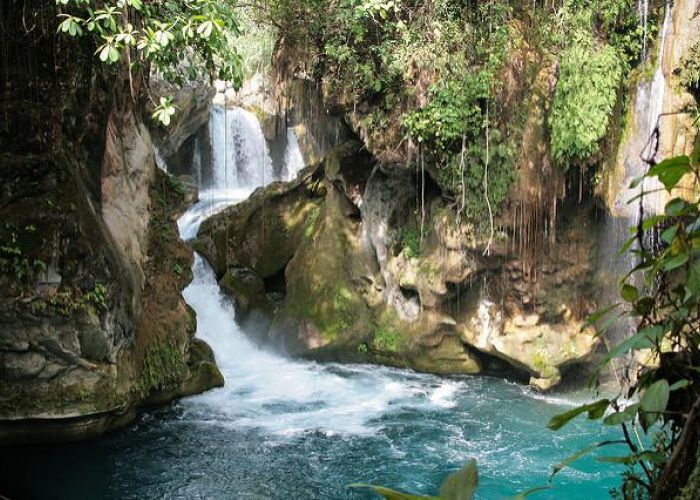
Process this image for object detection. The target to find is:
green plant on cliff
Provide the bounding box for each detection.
[0,224,47,290]
[548,154,700,497]
[677,41,700,97]
[372,328,403,353]
[56,0,244,123]
[549,30,624,166]
[138,337,188,394]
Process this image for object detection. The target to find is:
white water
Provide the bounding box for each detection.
[209,106,274,189]
[616,2,673,219]
[638,0,650,59]
[283,126,306,181]
[179,195,476,436]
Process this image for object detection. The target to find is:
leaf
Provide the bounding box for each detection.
[507,485,552,500]
[669,379,689,391]
[663,252,689,271]
[666,198,689,217]
[640,379,670,429]
[547,399,610,431]
[621,284,638,303]
[439,460,478,500]
[601,325,665,364]
[688,264,700,296]
[348,484,438,500]
[648,156,691,191]
[603,403,639,425]
[550,440,626,479]
[99,44,111,62]
[661,224,679,244]
[596,451,665,465]
[584,304,620,328]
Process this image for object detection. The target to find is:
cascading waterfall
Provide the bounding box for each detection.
[283,126,305,181]
[165,135,622,498]
[638,0,650,59]
[598,2,673,352]
[209,105,274,191]
[616,2,672,219]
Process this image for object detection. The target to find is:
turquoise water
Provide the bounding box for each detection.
[1,370,624,499]
[0,195,626,500]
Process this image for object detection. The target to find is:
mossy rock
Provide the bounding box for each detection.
[195,165,325,279]
[219,267,269,317]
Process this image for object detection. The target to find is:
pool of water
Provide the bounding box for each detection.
[0,366,624,499]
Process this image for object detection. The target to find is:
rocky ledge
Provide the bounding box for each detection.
[196,140,600,390]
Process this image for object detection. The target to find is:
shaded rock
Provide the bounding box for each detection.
[195,164,326,279]
[219,268,268,317]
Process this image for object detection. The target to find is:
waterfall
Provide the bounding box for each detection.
[598,2,674,352]
[282,126,305,181]
[615,2,673,219]
[638,0,650,59]
[208,106,274,192]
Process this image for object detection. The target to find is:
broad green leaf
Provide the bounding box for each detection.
[648,156,691,191]
[669,379,689,391]
[666,198,689,217]
[639,379,670,429]
[661,224,679,244]
[602,325,665,364]
[664,252,689,271]
[596,451,665,465]
[348,484,438,500]
[547,399,610,431]
[642,215,667,231]
[439,460,478,500]
[688,264,700,296]
[507,485,552,500]
[603,403,639,425]
[551,440,626,479]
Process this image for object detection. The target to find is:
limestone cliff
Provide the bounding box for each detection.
[0,1,221,444]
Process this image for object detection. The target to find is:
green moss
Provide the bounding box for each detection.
[400,227,421,259]
[289,284,358,341]
[419,261,439,285]
[138,337,188,394]
[372,328,403,353]
[304,206,321,240]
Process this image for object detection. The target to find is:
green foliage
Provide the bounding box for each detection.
[0,224,47,288]
[138,337,188,394]
[549,154,700,496]
[304,206,321,240]
[55,0,243,124]
[676,41,700,94]
[549,31,624,166]
[351,459,548,499]
[372,327,402,353]
[351,459,477,500]
[83,282,108,309]
[399,227,420,259]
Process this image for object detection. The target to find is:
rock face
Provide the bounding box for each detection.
[0,148,223,444]
[197,135,600,386]
[0,4,222,443]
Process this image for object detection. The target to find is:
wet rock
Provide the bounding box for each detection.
[0,352,46,380]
